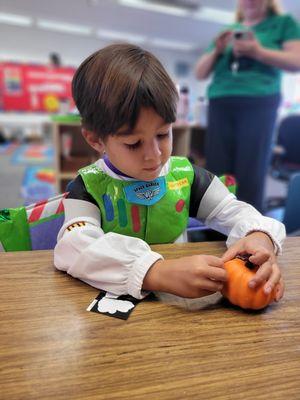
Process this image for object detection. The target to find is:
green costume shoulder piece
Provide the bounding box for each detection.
[0,207,31,251]
[79,157,194,244]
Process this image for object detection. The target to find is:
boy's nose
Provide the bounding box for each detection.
[144,140,162,160]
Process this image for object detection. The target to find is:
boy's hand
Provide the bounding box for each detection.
[222,232,284,301]
[143,255,227,298]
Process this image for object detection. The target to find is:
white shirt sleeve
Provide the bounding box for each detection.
[196,177,286,254]
[54,198,163,299]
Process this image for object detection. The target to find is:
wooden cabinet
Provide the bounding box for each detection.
[52,117,98,193]
[172,123,206,166]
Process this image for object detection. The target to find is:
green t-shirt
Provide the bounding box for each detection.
[207,14,300,99]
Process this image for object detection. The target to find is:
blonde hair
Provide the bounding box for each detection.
[236,0,283,22]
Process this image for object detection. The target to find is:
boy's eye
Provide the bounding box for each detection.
[157,132,169,139]
[125,141,141,150]
[124,132,169,150]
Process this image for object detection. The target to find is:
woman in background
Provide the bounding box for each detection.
[195,0,300,212]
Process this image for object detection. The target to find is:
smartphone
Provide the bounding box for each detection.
[233,30,249,40]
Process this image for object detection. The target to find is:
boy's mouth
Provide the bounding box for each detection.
[143,165,161,172]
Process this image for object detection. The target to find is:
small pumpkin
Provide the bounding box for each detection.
[221,257,277,310]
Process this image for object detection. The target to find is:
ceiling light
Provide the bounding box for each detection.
[119,0,189,17]
[194,7,234,24]
[150,38,195,51]
[0,12,32,27]
[37,19,92,35]
[97,29,146,44]
[119,1,234,25]
[87,0,100,5]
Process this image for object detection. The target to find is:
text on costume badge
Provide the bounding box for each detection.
[124,177,167,206]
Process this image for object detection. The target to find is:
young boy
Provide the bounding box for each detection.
[54,43,285,304]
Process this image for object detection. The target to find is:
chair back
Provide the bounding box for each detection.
[187,174,236,239]
[283,173,300,234]
[278,115,300,165]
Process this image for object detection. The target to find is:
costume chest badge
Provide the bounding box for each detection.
[124,177,166,206]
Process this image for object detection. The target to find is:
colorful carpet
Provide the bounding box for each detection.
[0,141,19,155]
[21,166,57,205]
[11,144,54,165]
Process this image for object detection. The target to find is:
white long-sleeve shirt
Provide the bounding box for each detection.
[54,158,286,299]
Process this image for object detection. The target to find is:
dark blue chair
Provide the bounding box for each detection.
[187,174,236,241]
[266,173,300,235]
[283,173,300,234]
[267,114,300,212]
[271,114,300,181]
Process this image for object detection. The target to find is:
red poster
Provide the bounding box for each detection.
[0,62,75,112]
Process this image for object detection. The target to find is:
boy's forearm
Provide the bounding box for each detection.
[143,255,226,299]
[143,259,166,292]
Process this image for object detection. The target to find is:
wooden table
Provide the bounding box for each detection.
[1,238,300,400]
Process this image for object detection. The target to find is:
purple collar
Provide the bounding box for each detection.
[103,154,133,178]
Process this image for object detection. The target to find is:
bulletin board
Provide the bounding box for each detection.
[0,62,75,112]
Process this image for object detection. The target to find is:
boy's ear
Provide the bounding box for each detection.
[82,129,105,153]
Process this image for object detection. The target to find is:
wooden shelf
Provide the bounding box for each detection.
[57,172,77,180]
[53,119,98,193]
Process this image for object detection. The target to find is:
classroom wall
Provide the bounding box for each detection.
[0,21,208,118]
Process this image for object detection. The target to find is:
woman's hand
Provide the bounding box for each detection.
[215,30,232,55]
[232,31,263,59]
[195,30,231,80]
[222,232,284,301]
[143,255,227,298]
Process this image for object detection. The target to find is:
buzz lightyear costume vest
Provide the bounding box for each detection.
[79,156,194,244]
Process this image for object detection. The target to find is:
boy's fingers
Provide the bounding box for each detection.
[204,255,224,268]
[249,249,270,266]
[249,260,272,288]
[198,289,218,297]
[221,245,241,262]
[275,278,285,301]
[263,265,281,294]
[206,266,228,282]
[197,278,224,292]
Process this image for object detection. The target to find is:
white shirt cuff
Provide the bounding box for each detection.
[128,251,163,299]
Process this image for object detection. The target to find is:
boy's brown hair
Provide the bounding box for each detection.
[72,43,179,139]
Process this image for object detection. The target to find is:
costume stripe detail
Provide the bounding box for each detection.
[131,205,140,232]
[117,199,127,227]
[55,198,65,214]
[27,200,47,223]
[102,194,114,221]
[27,193,67,223]
[67,221,86,231]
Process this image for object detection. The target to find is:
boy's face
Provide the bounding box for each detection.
[100,107,173,181]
